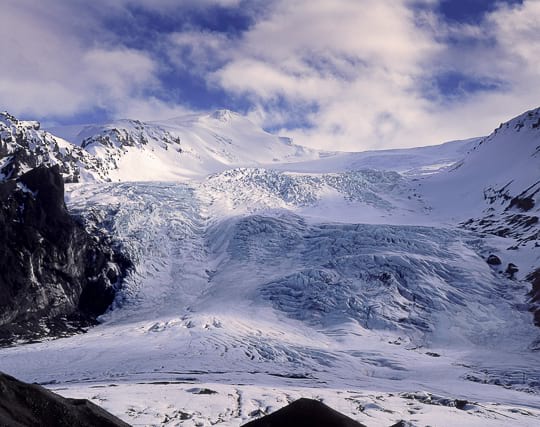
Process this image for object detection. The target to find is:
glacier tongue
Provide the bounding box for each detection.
[1,175,538,426]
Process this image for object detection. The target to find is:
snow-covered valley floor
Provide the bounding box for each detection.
[1,174,539,426]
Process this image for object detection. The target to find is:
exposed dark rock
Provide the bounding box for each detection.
[483,182,512,205]
[80,122,182,156]
[399,391,470,409]
[463,181,540,250]
[242,398,366,427]
[506,181,539,213]
[527,268,540,327]
[486,254,502,266]
[0,165,131,345]
[187,387,218,395]
[454,399,468,410]
[508,194,535,212]
[0,371,129,427]
[505,263,519,279]
[461,213,539,248]
[389,422,415,427]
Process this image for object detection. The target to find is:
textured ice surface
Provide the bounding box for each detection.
[1,177,538,426]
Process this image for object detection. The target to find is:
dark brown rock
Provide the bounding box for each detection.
[454,399,468,410]
[527,268,540,327]
[508,195,535,212]
[486,254,502,266]
[0,372,129,427]
[242,398,366,427]
[389,422,415,427]
[505,263,519,278]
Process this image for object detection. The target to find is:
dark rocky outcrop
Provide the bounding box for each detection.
[527,268,540,327]
[389,422,415,427]
[505,263,519,279]
[0,112,100,183]
[0,372,129,427]
[0,165,130,345]
[242,398,366,427]
[486,254,502,266]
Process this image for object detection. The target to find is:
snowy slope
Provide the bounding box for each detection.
[272,138,478,177]
[46,109,478,183]
[420,108,540,220]
[48,110,322,182]
[417,108,540,281]
[1,108,539,426]
[0,107,477,184]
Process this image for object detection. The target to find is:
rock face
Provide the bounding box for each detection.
[242,398,366,427]
[528,268,540,327]
[486,254,502,266]
[0,165,130,345]
[0,372,129,427]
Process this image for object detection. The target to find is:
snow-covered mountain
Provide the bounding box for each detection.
[46,110,322,182]
[419,107,540,334]
[2,108,478,185]
[421,107,539,225]
[1,109,323,184]
[418,108,540,277]
[0,107,539,426]
[0,112,107,182]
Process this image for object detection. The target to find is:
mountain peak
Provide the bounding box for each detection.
[0,111,17,124]
[0,111,40,131]
[209,109,238,122]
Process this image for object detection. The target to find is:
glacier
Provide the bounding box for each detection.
[0,108,539,426]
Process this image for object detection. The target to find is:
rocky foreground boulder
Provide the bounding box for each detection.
[0,165,130,345]
[242,398,367,427]
[242,398,420,427]
[0,372,129,427]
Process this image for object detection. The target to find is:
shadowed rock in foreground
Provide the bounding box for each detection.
[0,372,129,427]
[242,398,366,427]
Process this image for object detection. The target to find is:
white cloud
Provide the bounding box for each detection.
[201,0,540,150]
[215,58,344,101]
[412,1,540,144]
[82,48,158,101]
[238,0,436,72]
[168,30,232,73]
[121,0,244,9]
[113,97,191,121]
[486,1,540,79]
[1,0,539,151]
[209,0,443,149]
[0,1,163,120]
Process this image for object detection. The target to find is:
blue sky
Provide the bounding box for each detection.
[1,0,538,150]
